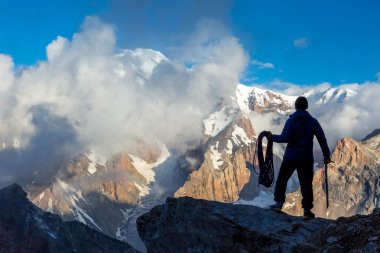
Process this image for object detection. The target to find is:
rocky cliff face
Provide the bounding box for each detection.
[27,154,140,234]
[137,197,380,253]
[25,143,170,250]
[283,134,380,219]
[175,109,289,203]
[175,114,255,202]
[0,183,138,253]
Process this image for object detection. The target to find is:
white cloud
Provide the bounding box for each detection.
[293,37,310,48]
[0,54,14,92]
[314,81,380,144]
[255,78,380,148]
[252,59,275,69]
[242,76,258,83]
[0,16,248,161]
[376,72,380,81]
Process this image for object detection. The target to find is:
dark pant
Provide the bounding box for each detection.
[274,159,314,210]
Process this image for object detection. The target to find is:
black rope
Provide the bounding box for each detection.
[253,131,275,188]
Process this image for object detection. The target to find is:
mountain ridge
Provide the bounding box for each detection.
[21,79,369,251]
[0,183,139,253]
[0,49,371,252]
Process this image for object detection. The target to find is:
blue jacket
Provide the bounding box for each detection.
[272,110,330,162]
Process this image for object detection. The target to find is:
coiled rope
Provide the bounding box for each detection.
[253,131,275,188]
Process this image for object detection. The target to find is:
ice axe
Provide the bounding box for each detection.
[325,163,329,209]
[324,160,333,209]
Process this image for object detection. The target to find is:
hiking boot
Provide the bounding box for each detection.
[303,209,315,220]
[270,202,283,212]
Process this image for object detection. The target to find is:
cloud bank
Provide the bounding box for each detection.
[0,17,247,184]
[256,79,380,150]
[314,82,380,144]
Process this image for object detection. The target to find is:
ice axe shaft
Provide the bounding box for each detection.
[325,163,329,209]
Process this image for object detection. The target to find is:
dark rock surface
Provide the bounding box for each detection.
[312,208,380,252]
[362,129,380,141]
[137,197,380,253]
[0,183,139,253]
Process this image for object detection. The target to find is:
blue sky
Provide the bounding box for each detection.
[1,0,379,86]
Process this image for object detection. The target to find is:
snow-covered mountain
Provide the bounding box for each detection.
[21,79,372,252]
[26,141,171,251]
[114,48,169,82]
[0,183,138,253]
[235,84,356,114]
[305,87,357,105]
[235,84,297,115]
[4,48,371,252]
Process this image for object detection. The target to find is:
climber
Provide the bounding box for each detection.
[265,96,331,219]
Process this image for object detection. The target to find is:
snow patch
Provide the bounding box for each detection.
[231,125,252,146]
[134,182,150,197]
[225,140,233,155]
[303,89,314,97]
[129,144,171,197]
[85,150,106,174]
[314,88,357,105]
[235,191,275,208]
[57,179,88,204]
[47,198,53,213]
[129,155,156,183]
[116,226,127,241]
[204,106,235,137]
[56,179,102,231]
[235,84,253,114]
[70,198,103,231]
[210,141,223,170]
[38,191,45,201]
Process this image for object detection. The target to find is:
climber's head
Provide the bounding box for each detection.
[295,96,308,110]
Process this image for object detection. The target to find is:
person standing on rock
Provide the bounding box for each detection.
[266,96,331,219]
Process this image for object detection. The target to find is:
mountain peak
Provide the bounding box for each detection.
[309,87,357,105]
[0,183,27,200]
[362,129,380,141]
[235,84,296,114]
[0,184,138,253]
[115,48,169,80]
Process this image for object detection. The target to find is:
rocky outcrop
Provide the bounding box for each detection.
[0,183,138,253]
[362,129,380,142]
[284,134,380,219]
[249,88,294,113]
[26,144,170,248]
[26,153,140,237]
[235,85,295,114]
[175,112,287,202]
[312,208,380,253]
[137,197,380,253]
[175,114,256,202]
